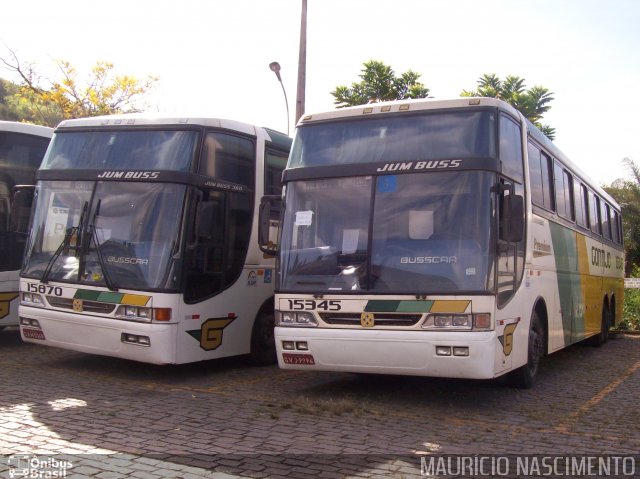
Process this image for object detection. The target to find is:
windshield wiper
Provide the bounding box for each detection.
[88,199,118,292]
[41,201,88,284]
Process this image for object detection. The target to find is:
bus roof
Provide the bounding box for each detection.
[0,120,53,138]
[297,97,618,209]
[55,114,283,139]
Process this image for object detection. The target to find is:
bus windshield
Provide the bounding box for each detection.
[288,110,495,168]
[41,130,198,171]
[279,172,495,294]
[22,180,186,291]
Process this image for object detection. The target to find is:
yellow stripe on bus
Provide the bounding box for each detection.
[430,300,471,314]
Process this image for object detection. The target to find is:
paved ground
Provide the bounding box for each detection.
[0,327,638,478]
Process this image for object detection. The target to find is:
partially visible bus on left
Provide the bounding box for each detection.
[0,121,53,330]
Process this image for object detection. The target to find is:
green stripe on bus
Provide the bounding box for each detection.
[74,290,101,301]
[97,292,124,304]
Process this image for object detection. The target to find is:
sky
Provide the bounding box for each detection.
[2,0,639,185]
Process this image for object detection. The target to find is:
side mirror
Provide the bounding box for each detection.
[501,194,524,243]
[259,195,281,256]
[10,185,35,234]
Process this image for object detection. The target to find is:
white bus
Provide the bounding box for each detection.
[260,98,624,388]
[19,115,290,364]
[0,121,53,330]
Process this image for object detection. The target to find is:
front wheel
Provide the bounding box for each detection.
[508,313,545,389]
[249,311,277,366]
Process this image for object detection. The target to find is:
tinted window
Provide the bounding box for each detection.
[290,111,496,168]
[601,202,612,240]
[612,210,621,244]
[0,132,50,186]
[589,192,601,235]
[265,148,288,195]
[528,142,543,205]
[201,132,255,188]
[43,130,197,171]
[499,115,523,182]
[575,182,589,228]
[540,152,554,210]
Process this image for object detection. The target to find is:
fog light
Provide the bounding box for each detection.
[436,346,452,356]
[282,340,295,350]
[453,347,469,357]
[296,341,308,351]
[20,317,30,326]
[137,336,151,346]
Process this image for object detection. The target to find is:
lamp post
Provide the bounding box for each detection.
[269,61,290,135]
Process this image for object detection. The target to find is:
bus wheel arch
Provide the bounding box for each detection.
[249,297,277,365]
[508,299,547,389]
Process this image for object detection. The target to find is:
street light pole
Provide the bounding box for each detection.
[269,61,290,135]
[295,0,307,124]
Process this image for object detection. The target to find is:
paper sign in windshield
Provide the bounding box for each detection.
[295,210,314,226]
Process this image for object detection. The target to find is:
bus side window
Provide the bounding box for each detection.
[265,148,288,196]
[575,181,589,229]
[499,114,523,182]
[589,192,601,236]
[601,202,612,240]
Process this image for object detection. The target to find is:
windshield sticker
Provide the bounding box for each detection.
[341,229,360,254]
[377,175,397,193]
[295,210,314,226]
[409,210,434,240]
[466,267,477,276]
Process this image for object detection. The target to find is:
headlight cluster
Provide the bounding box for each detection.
[115,306,171,322]
[21,293,45,308]
[275,311,317,327]
[422,313,491,331]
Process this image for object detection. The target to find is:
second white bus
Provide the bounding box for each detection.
[19,115,290,364]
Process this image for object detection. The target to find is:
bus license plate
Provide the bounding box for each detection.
[282,353,315,365]
[22,328,46,340]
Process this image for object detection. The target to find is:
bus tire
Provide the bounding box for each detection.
[508,312,545,389]
[249,310,277,366]
[590,301,611,347]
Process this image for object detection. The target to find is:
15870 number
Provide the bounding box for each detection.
[286,299,341,311]
[27,283,63,296]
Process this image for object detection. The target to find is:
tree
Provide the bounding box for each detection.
[0,46,158,126]
[603,158,640,275]
[461,73,555,140]
[331,60,430,108]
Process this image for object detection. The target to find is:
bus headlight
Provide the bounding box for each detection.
[275,311,317,327]
[115,306,172,322]
[422,313,492,331]
[21,292,45,308]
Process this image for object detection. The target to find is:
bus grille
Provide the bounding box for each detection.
[320,312,422,327]
[46,296,116,314]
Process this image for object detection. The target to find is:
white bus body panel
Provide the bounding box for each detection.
[19,265,274,364]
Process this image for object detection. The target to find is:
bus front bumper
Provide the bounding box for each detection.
[19,306,177,365]
[275,327,498,379]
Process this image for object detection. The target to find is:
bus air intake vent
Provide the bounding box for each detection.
[47,296,117,314]
[320,312,422,327]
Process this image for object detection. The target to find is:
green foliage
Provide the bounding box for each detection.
[604,158,640,275]
[461,73,555,140]
[621,267,640,331]
[622,288,640,331]
[1,48,158,126]
[331,60,430,108]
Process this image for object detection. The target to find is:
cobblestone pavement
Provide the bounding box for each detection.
[0,327,639,478]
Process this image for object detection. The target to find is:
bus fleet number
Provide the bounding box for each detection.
[27,284,63,296]
[287,299,341,311]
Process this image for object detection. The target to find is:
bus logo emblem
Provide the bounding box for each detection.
[73,299,83,312]
[360,313,375,328]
